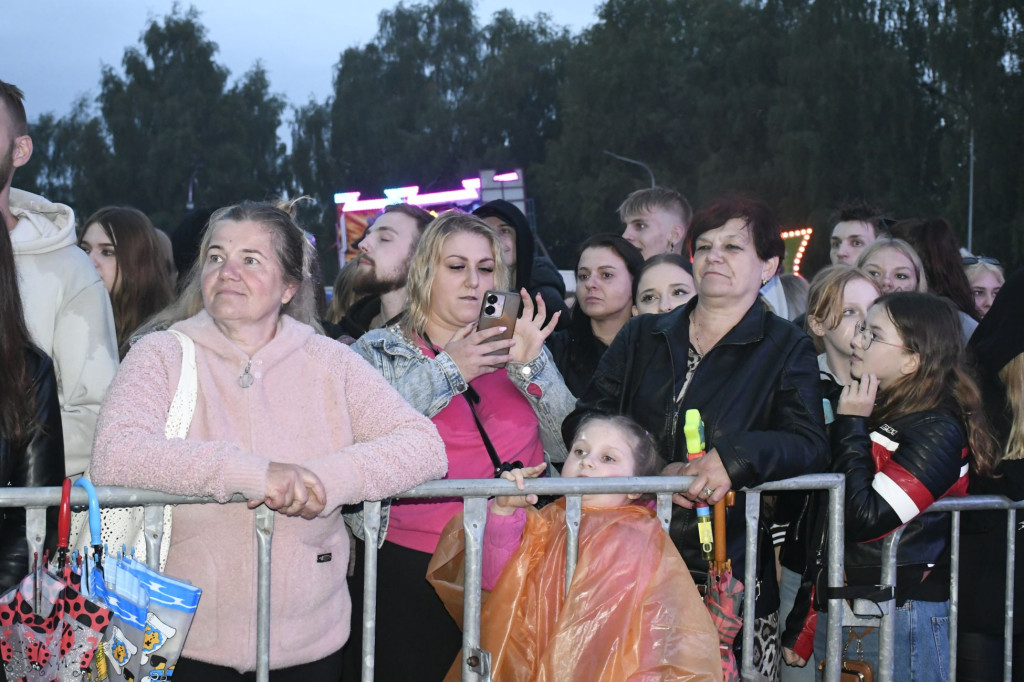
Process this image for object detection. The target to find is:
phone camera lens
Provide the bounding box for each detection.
[487,294,499,304]
[484,305,496,316]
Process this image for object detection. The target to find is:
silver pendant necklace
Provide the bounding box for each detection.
[239,359,254,388]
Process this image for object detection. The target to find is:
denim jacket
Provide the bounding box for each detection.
[347,324,574,544]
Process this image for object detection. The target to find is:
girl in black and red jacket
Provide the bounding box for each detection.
[807,292,998,679]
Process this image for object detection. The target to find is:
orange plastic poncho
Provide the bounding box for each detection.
[427,500,723,681]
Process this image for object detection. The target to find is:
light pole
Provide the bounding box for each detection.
[603,150,656,188]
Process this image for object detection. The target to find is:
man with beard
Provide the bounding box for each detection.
[339,203,432,339]
[0,80,118,478]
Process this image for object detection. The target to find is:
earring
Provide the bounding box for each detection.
[761,278,768,287]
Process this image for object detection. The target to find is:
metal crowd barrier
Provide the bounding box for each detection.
[0,486,275,682]
[358,473,850,682]
[876,494,1024,682]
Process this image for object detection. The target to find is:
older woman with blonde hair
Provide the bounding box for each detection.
[91,200,446,681]
[349,210,574,681]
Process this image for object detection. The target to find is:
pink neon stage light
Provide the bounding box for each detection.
[336,173,519,212]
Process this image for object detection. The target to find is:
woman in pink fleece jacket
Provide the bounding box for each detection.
[90,201,447,681]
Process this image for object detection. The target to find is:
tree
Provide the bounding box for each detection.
[20,6,288,233]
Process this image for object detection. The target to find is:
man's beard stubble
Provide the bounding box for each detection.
[352,261,408,297]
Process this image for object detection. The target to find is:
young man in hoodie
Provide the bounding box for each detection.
[0,80,119,478]
[472,199,569,330]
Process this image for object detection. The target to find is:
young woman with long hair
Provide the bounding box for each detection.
[79,206,175,357]
[546,234,643,397]
[812,291,998,679]
[0,213,64,593]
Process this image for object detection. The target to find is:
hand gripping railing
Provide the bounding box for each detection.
[877,494,1024,682]
[357,473,849,682]
[0,486,276,682]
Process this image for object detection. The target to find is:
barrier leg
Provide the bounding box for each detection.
[823,482,845,682]
[949,511,960,681]
[564,495,581,596]
[360,501,382,682]
[460,497,490,681]
[742,492,760,679]
[878,527,906,681]
[255,505,274,682]
[1006,508,1016,682]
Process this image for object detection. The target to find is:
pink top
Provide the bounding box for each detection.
[386,343,545,554]
[91,311,446,671]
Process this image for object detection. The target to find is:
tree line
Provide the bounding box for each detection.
[17,0,1023,282]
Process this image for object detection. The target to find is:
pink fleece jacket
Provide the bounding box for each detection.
[91,310,447,672]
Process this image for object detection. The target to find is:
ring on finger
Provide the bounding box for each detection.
[702,486,714,499]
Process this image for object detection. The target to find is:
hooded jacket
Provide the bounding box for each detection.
[473,200,569,330]
[92,311,447,671]
[9,188,119,476]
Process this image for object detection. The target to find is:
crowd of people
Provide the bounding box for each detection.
[2,75,1021,682]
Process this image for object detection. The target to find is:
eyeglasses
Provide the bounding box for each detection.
[854,321,913,351]
[963,256,1000,266]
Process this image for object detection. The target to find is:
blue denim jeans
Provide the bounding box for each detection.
[813,599,950,681]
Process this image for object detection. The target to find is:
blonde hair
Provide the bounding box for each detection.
[139,199,322,336]
[999,354,1024,461]
[402,211,510,337]
[805,265,879,352]
[964,260,1005,288]
[856,238,928,292]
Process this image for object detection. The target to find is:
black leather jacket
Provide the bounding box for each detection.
[0,346,65,592]
[565,298,829,616]
[831,408,968,602]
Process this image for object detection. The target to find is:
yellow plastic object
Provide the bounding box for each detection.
[684,408,705,457]
[427,500,723,681]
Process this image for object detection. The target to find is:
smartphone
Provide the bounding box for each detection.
[478,290,522,363]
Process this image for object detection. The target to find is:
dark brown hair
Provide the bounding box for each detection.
[686,196,785,265]
[80,207,175,357]
[0,213,36,445]
[0,80,28,137]
[872,292,999,475]
[890,218,979,321]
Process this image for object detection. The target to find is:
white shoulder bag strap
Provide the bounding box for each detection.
[70,330,198,571]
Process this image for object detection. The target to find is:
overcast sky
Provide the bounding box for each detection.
[4,1,600,123]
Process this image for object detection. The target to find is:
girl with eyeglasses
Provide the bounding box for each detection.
[810,291,998,680]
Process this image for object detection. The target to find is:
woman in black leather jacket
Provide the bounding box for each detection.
[0,215,65,593]
[567,197,829,680]
[810,292,998,680]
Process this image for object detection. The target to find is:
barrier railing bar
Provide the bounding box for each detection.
[876,494,1023,682]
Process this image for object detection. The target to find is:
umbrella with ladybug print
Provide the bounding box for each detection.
[0,481,112,681]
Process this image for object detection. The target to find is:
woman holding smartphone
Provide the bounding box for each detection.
[347,211,574,681]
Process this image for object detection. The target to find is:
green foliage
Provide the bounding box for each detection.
[18,0,1024,279]
[19,6,287,233]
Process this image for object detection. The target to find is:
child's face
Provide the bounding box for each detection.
[564,421,643,508]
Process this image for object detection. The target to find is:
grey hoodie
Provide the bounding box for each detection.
[9,188,118,476]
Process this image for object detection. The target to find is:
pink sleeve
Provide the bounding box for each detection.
[482,504,526,591]
[302,341,448,513]
[91,333,269,502]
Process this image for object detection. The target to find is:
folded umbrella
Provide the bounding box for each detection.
[0,479,112,682]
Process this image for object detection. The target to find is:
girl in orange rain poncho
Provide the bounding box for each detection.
[427,414,723,681]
